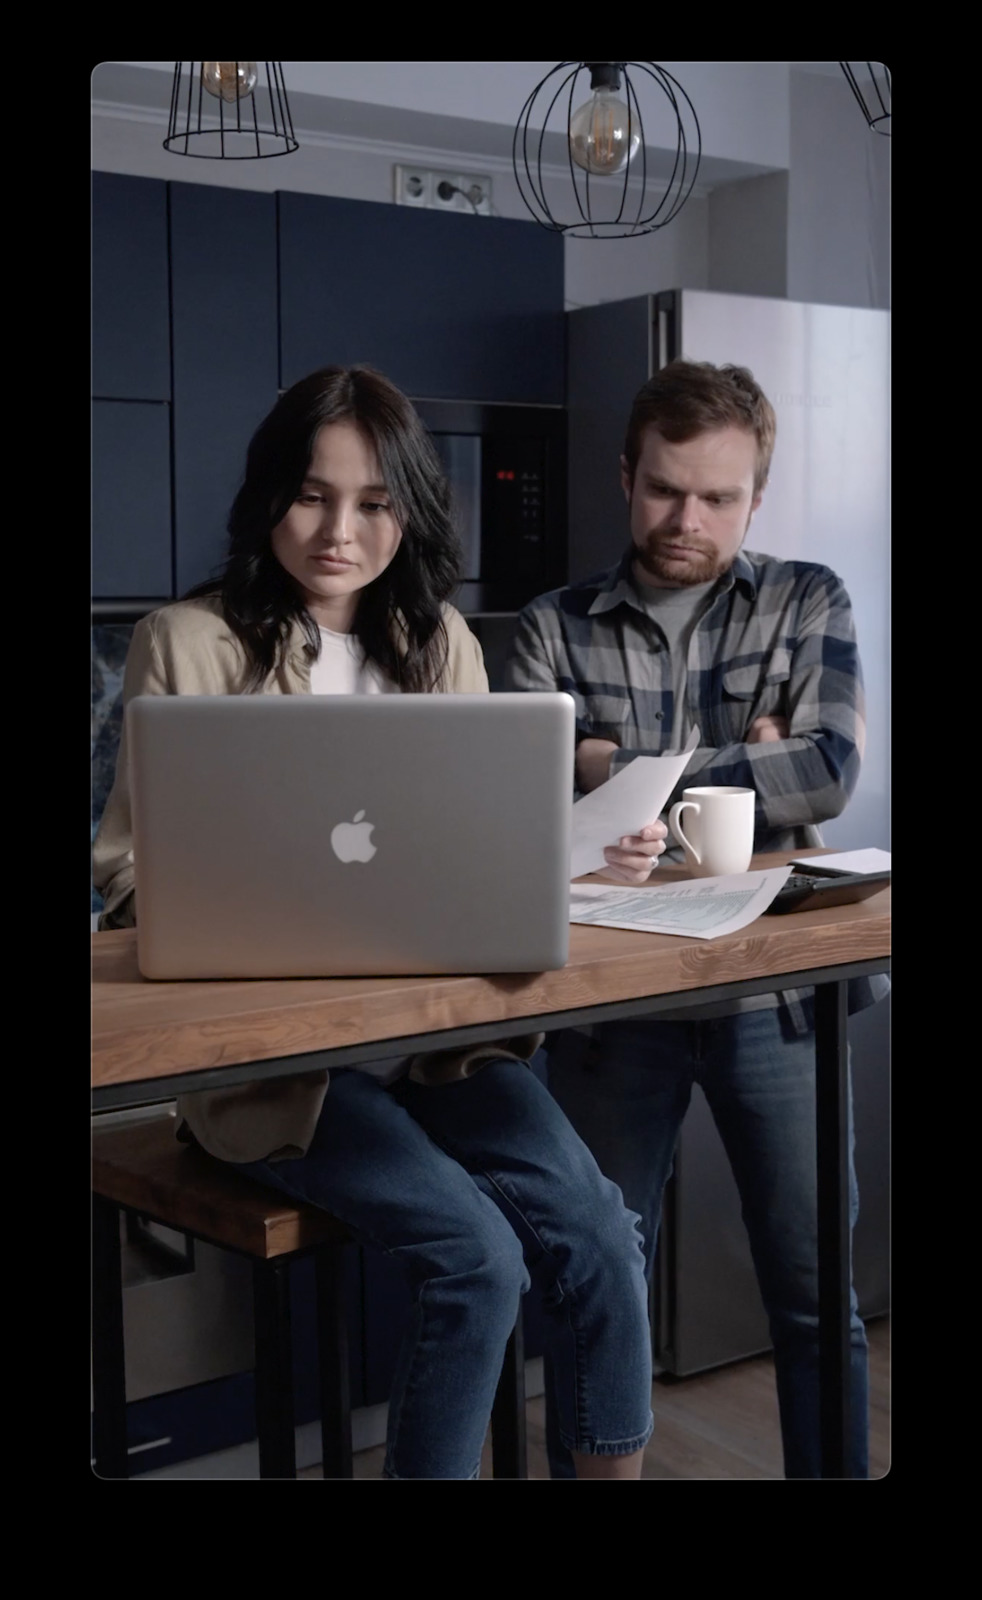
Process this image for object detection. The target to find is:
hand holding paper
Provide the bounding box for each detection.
[598,818,668,884]
[570,732,699,881]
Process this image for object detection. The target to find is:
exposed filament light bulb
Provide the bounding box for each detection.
[569,64,641,176]
[201,62,258,103]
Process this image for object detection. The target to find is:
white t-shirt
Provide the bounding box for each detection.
[308,626,400,697]
[310,626,404,1083]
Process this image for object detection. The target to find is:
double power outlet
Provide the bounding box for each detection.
[394,164,493,216]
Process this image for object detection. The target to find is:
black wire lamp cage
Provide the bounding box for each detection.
[164,63,298,159]
[513,61,701,239]
[838,62,891,136]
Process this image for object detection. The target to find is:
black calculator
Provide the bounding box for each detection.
[764,867,891,915]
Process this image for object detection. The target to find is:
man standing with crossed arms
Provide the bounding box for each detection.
[506,359,887,1478]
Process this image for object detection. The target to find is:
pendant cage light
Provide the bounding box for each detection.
[164,63,299,159]
[513,61,701,239]
[838,62,891,136]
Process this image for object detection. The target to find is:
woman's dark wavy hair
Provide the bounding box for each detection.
[184,366,463,691]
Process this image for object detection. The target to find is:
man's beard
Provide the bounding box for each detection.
[633,534,732,588]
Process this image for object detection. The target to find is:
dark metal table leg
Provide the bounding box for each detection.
[814,979,852,1478]
[252,1258,297,1478]
[315,1246,353,1478]
[491,1316,527,1478]
[92,1194,129,1478]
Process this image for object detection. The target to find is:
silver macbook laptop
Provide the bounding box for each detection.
[126,692,575,980]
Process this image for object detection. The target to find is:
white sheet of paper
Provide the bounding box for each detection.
[791,848,891,875]
[570,730,699,881]
[569,865,793,940]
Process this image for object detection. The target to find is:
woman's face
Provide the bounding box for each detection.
[271,420,403,632]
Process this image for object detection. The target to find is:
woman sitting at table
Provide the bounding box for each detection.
[93,364,667,1480]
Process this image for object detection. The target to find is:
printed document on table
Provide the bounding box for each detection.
[569,866,793,940]
[570,730,699,881]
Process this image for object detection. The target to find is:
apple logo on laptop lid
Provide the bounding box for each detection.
[330,810,377,864]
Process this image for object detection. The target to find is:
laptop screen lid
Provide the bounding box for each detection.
[127,692,575,979]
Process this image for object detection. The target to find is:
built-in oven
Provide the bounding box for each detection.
[411,399,567,618]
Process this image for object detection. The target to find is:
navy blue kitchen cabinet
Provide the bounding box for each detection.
[169,183,279,595]
[92,173,170,403]
[278,192,565,404]
[92,173,172,601]
[91,401,172,599]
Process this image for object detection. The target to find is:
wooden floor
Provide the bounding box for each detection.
[301,1315,889,1480]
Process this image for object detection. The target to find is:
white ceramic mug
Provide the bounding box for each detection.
[668,786,755,877]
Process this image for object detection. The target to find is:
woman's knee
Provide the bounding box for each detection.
[553,1174,649,1305]
[425,1208,529,1308]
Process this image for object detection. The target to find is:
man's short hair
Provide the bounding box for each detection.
[624,360,777,495]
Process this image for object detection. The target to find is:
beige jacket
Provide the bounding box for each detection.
[94,597,543,1162]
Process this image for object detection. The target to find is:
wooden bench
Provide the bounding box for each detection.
[91,1114,527,1479]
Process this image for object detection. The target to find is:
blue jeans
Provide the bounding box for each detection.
[234,1060,653,1478]
[546,1007,869,1479]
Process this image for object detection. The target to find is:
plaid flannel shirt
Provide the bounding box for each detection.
[506,547,884,1026]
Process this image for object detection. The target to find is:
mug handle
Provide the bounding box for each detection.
[668,800,702,864]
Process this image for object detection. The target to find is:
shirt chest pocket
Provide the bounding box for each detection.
[719,648,792,739]
[582,694,630,743]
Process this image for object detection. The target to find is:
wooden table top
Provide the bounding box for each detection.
[92,853,890,1094]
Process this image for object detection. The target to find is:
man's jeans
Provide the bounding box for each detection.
[546,1006,869,1479]
[235,1060,653,1479]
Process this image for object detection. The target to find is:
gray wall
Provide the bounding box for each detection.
[708,172,789,298]
[787,68,890,309]
[707,70,889,310]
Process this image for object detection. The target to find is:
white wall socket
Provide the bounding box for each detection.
[394,165,492,216]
